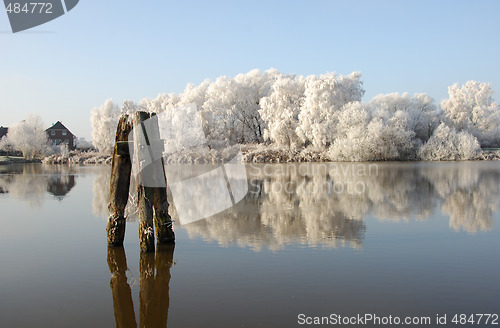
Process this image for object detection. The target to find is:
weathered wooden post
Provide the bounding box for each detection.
[107,115,133,246]
[133,111,175,252]
[146,114,175,244]
[133,111,156,252]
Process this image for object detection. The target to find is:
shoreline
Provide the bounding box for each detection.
[0,156,41,165]
[2,148,496,165]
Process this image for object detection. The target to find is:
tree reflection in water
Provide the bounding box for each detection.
[107,245,174,328]
[91,162,500,249]
[0,164,77,207]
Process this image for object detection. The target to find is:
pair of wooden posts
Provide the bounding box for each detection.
[106,112,175,252]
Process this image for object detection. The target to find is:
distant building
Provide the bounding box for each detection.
[0,126,8,140]
[46,121,76,150]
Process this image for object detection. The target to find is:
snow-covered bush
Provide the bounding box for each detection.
[368,92,440,143]
[418,123,480,161]
[329,118,417,162]
[90,99,121,154]
[158,103,206,155]
[140,92,180,115]
[329,101,419,161]
[259,75,305,148]
[297,72,364,148]
[75,137,93,150]
[2,115,50,159]
[0,135,14,153]
[441,81,500,147]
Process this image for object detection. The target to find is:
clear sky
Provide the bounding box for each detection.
[1,0,499,140]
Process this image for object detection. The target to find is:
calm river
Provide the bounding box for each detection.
[0,162,499,327]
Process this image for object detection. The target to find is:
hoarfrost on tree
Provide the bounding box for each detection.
[259,75,305,149]
[441,81,500,147]
[1,115,49,159]
[88,69,500,162]
[297,72,364,149]
[90,99,121,154]
[418,123,480,161]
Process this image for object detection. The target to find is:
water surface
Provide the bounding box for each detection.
[0,162,499,327]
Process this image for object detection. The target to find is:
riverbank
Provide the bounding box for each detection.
[0,156,41,165]
[41,151,111,165]
[480,149,500,160]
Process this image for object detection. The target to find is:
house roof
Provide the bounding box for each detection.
[0,126,8,139]
[46,121,75,136]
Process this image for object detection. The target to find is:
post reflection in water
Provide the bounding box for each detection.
[107,247,136,328]
[107,245,174,328]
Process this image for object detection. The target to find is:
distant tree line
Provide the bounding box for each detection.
[89,69,500,161]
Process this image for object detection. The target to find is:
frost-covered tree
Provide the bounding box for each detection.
[235,68,281,101]
[75,137,93,150]
[3,115,49,159]
[140,92,180,115]
[418,123,480,161]
[158,103,207,155]
[410,93,442,142]
[89,69,500,162]
[121,100,143,116]
[348,92,442,160]
[0,135,14,153]
[259,75,305,148]
[328,102,374,161]
[297,72,364,149]
[330,95,424,162]
[330,117,416,161]
[441,81,500,147]
[178,79,211,108]
[368,92,440,143]
[201,72,272,144]
[335,101,371,137]
[90,99,121,154]
[232,69,279,142]
[202,76,247,144]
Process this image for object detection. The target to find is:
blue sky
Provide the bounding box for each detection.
[1,0,499,140]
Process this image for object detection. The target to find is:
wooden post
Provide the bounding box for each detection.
[146,114,175,244]
[133,112,175,252]
[134,111,156,252]
[108,111,174,252]
[153,181,175,244]
[107,115,133,246]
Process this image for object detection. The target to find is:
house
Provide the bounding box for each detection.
[46,121,76,150]
[0,126,8,140]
